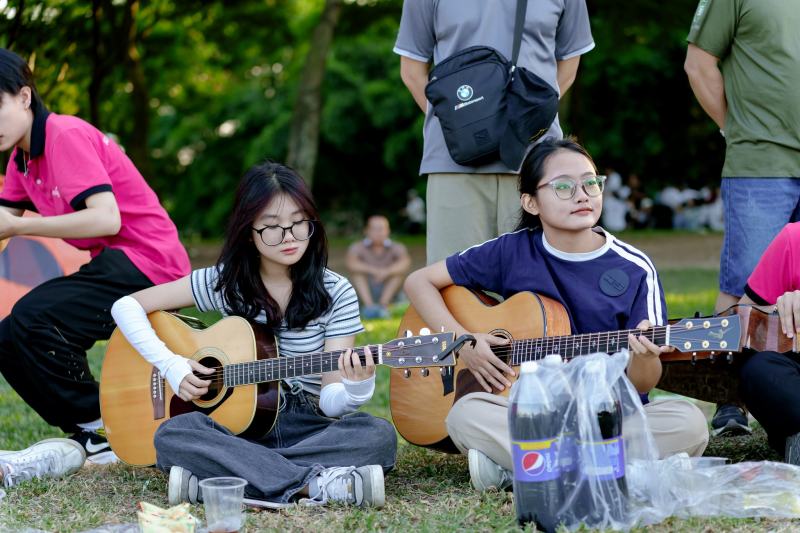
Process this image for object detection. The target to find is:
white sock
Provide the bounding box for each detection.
[77,418,103,432]
[308,476,322,499]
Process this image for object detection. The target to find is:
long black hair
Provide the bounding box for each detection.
[215,161,331,329]
[0,48,45,115]
[516,136,597,231]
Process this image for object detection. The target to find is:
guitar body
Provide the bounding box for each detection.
[100,312,280,466]
[389,286,570,452]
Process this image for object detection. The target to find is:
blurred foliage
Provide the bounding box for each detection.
[0,0,722,237]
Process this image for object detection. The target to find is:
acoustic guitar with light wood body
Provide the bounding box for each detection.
[100,311,463,466]
[389,286,791,453]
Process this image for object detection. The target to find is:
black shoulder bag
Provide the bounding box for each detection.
[424,0,559,168]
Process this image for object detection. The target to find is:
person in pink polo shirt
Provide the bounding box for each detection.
[0,48,190,469]
[738,222,800,464]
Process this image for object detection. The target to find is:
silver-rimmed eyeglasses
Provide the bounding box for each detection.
[252,220,315,246]
[536,175,607,200]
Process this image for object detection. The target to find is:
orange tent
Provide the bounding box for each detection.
[0,174,91,318]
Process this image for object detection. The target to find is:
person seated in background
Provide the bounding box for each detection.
[346,215,411,319]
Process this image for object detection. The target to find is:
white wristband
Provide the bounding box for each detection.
[110,296,192,393]
[318,374,375,417]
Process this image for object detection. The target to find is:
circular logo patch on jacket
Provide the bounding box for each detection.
[599,268,630,297]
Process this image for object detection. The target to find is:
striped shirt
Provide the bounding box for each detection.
[190,267,364,395]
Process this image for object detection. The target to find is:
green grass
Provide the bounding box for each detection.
[0,267,795,531]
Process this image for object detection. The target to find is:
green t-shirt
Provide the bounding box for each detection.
[688,0,800,178]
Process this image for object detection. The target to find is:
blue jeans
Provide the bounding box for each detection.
[154,388,397,503]
[720,178,800,296]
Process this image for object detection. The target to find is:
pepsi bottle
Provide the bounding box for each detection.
[541,354,578,498]
[575,359,628,526]
[508,361,563,532]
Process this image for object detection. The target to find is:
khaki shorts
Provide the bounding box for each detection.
[426,173,520,265]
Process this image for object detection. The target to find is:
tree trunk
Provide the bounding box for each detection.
[121,0,152,180]
[286,0,343,186]
[89,0,103,127]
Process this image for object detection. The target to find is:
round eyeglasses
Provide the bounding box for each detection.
[536,175,607,200]
[252,220,315,246]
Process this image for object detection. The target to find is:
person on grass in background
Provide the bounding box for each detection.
[737,222,800,464]
[110,162,397,508]
[346,214,411,319]
[685,0,800,436]
[404,138,708,491]
[0,48,189,477]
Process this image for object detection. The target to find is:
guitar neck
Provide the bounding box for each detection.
[500,326,669,364]
[221,345,380,387]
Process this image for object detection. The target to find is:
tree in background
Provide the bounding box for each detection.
[0,0,724,237]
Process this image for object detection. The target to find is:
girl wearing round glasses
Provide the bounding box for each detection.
[111,161,396,507]
[404,137,708,492]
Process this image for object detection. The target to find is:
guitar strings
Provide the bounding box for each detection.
[186,323,733,382]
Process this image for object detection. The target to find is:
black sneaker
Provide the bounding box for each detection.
[69,429,118,465]
[710,404,752,437]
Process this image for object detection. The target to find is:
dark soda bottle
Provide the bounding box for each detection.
[575,358,628,526]
[541,354,578,498]
[508,361,563,532]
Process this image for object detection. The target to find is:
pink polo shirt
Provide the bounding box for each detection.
[0,113,189,285]
[745,222,800,305]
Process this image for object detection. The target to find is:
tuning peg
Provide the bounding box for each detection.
[419,327,431,335]
[420,368,430,377]
[405,330,413,338]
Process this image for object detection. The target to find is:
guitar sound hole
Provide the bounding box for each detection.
[196,356,225,401]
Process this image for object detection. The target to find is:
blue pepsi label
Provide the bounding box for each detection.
[578,437,625,481]
[511,438,561,482]
[558,433,578,473]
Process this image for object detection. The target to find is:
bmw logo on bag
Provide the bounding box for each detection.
[457,85,474,102]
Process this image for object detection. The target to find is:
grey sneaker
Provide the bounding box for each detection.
[710,404,752,437]
[168,466,200,505]
[0,438,86,488]
[468,449,512,492]
[302,465,385,508]
[786,433,800,465]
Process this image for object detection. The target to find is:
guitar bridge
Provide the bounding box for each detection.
[151,367,165,420]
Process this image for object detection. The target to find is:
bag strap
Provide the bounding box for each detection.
[511,0,529,67]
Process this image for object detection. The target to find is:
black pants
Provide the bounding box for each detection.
[740,350,800,453]
[0,248,152,433]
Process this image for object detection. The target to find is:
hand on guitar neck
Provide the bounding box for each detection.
[626,319,675,394]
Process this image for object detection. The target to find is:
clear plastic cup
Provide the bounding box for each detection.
[198,477,247,533]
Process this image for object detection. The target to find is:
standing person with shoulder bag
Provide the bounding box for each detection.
[395,0,594,264]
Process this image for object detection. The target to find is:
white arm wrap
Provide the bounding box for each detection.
[319,374,376,417]
[110,296,193,393]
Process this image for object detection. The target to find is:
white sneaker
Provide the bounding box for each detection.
[301,465,384,508]
[468,449,512,492]
[168,466,200,505]
[0,438,86,488]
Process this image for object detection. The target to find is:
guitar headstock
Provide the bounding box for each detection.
[381,331,459,369]
[668,315,742,354]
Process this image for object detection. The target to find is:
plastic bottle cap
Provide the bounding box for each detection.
[520,361,538,374]
[542,354,563,366]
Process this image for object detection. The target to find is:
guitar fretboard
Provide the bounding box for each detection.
[499,326,669,364]
[222,346,377,387]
